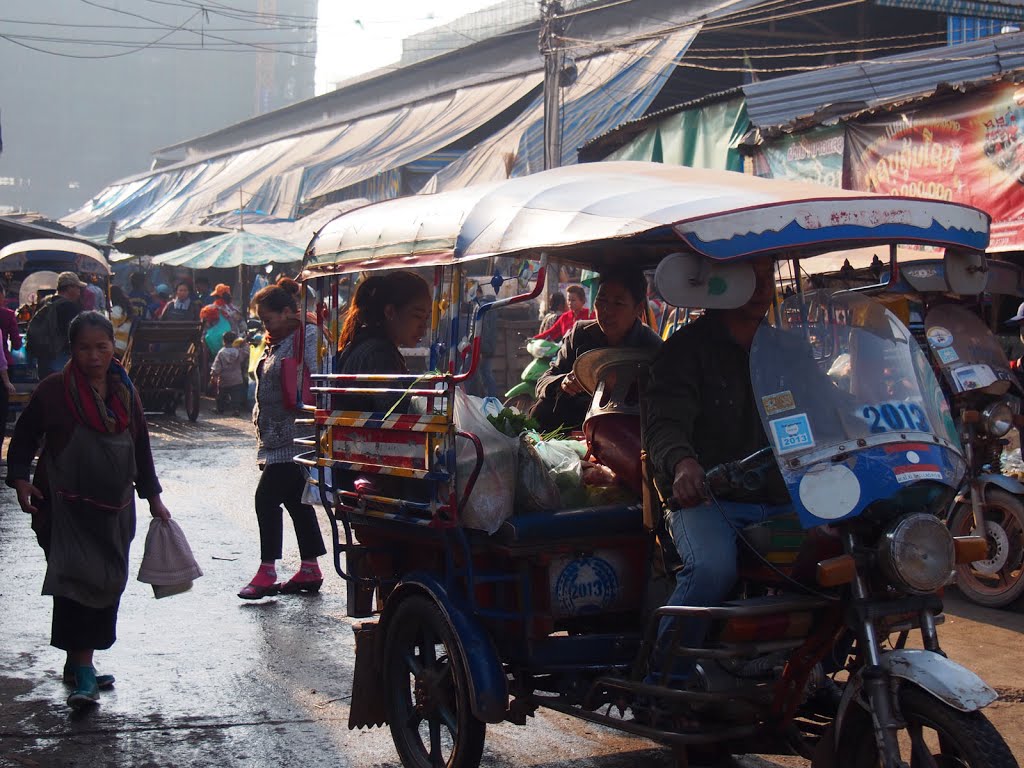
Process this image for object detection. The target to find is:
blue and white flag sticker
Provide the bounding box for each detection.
[936,346,959,365]
[770,413,815,455]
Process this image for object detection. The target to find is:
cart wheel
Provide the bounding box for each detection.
[384,595,485,768]
[184,366,201,422]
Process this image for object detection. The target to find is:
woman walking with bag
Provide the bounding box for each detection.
[238,278,326,600]
[6,312,171,709]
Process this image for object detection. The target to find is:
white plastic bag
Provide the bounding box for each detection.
[137,518,203,599]
[301,465,336,508]
[533,438,584,495]
[454,389,518,533]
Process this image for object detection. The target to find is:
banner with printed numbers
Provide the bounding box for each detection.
[846,81,1024,252]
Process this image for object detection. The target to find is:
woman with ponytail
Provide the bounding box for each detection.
[238,277,327,600]
[333,270,431,414]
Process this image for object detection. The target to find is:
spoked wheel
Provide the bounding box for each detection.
[837,687,1018,768]
[384,595,485,768]
[184,366,201,422]
[950,490,1024,608]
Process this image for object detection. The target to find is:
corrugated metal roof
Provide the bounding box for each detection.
[743,30,1024,129]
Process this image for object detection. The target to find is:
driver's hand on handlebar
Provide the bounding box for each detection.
[561,374,585,396]
[671,457,706,509]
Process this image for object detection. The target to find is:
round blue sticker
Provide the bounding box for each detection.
[555,557,619,615]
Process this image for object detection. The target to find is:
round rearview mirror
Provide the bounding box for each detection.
[944,249,988,295]
[654,253,755,309]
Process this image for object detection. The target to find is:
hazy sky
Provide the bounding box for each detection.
[315,0,498,93]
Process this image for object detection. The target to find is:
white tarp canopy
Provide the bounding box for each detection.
[62,74,543,237]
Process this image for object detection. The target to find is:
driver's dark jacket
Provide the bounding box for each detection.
[645,312,787,504]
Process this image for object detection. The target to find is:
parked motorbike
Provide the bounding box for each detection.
[923,303,1024,607]
[503,337,559,412]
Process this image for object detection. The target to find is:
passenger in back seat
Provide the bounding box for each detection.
[333,271,431,414]
[531,267,661,432]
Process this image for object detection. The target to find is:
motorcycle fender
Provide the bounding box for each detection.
[977,473,1024,498]
[380,574,509,724]
[504,381,535,400]
[830,650,997,753]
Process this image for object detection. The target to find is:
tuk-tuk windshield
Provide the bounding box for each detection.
[924,304,1017,396]
[751,291,960,462]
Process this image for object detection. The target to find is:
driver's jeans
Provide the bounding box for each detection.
[654,500,793,682]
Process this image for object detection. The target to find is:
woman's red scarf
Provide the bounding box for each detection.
[63,359,135,434]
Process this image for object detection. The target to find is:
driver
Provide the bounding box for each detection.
[643,256,792,676]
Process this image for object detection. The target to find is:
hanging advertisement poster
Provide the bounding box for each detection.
[847,81,1024,252]
[752,125,845,188]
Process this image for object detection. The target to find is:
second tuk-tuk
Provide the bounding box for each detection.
[296,163,1016,768]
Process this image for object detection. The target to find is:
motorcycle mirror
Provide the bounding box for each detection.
[944,248,988,295]
[654,253,755,310]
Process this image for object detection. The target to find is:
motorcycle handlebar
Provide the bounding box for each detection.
[704,447,777,498]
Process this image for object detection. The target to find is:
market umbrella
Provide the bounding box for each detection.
[243,199,371,247]
[112,225,230,257]
[150,230,305,269]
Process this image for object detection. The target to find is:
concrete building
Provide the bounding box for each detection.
[0,0,316,218]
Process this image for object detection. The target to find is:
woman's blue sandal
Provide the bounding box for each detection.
[67,666,100,709]
[63,663,114,690]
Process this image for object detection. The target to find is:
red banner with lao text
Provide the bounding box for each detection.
[846,81,1024,252]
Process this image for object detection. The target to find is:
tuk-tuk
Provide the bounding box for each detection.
[0,238,111,413]
[840,256,1024,609]
[296,163,1015,768]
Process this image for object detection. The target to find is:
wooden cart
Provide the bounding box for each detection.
[122,320,204,421]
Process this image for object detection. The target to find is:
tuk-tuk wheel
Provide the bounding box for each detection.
[384,595,485,768]
[949,490,1024,608]
[184,366,201,422]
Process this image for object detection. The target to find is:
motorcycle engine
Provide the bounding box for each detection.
[697,653,825,703]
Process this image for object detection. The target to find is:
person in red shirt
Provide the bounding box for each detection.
[534,283,591,342]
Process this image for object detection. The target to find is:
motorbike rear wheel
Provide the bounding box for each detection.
[836,686,1018,768]
[384,595,486,768]
[949,489,1024,608]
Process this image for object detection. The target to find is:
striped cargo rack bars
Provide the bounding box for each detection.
[315,408,453,483]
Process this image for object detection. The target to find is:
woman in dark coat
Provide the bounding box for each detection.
[6,312,171,710]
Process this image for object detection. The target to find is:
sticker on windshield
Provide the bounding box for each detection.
[856,401,931,434]
[935,347,959,365]
[926,326,954,349]
[952,364,997,393]
[762,391,796,416]
[893,464,944,484]
[769,413,815,454]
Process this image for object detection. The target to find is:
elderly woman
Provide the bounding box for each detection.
[6,311,171,710]
[531,267,662,432]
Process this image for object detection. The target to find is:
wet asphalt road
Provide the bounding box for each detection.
[0,411,1021,768]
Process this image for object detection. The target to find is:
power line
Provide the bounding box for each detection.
[76,0,312,57]
[0,9,200,59]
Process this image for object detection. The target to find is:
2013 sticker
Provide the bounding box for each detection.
[769,413,815,455]
[855,401,930,433]
[762,390,796,416]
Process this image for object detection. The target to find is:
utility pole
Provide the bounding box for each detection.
[540,0,566,170]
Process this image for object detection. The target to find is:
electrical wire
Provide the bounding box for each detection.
[0,9,200,59]
[77,0,313,57]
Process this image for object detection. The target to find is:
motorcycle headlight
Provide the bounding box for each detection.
[878,513,954,594]
[982,400,1014,438]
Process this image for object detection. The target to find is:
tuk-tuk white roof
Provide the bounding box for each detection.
[301,162,990,277]
[0,238,111,276]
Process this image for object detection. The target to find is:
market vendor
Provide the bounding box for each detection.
[531,267,661,432]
